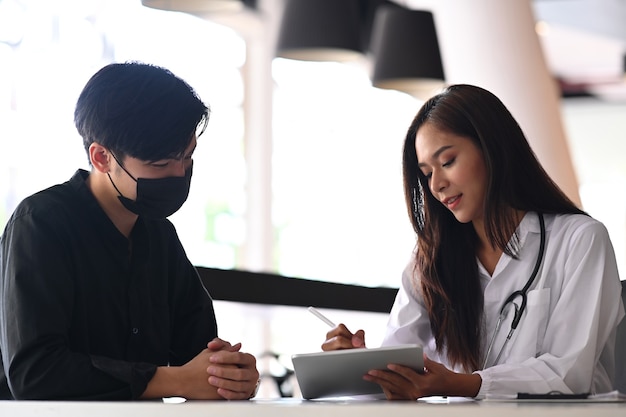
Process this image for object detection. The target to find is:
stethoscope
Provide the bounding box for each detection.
[482,212,546,369]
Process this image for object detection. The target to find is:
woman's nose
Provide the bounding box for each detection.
[429,170,447,194]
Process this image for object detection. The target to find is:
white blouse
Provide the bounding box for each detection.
[382,212,625,397]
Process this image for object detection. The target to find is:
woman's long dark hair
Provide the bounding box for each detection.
[402,84,585,372]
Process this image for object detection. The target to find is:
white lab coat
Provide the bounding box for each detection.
[382,212,625,397]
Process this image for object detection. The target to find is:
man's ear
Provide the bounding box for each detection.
[89,143,111,174]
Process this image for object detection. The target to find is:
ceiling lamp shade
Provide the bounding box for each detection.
[369,6,445,98]
[141,0,245,15]
[276,0,364,62]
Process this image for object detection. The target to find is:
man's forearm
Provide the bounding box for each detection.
[140,365,221,400]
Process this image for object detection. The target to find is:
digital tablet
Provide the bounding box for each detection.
[291,344,423,399]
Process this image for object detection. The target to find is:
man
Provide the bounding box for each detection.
[0,62,259,400]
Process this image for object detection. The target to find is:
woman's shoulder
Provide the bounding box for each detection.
[548,212,610,244]
[550,212,603,228]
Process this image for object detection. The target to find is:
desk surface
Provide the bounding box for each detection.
[1,398,625,417]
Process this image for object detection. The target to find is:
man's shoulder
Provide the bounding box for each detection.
[12,183,75,217]
[6,172,86,229]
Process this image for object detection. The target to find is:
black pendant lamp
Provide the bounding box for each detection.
[369,5,445,98]
[276,0,364,62]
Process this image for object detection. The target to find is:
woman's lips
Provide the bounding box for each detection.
[443,194,461,210]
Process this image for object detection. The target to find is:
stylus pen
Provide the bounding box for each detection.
[307,306,337,328]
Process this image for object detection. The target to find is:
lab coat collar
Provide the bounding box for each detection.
[479,211,545,279]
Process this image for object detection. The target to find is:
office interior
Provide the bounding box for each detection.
[0,0,625,399]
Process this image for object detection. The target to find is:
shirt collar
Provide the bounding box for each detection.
[517,211,545,251]
[479,211,544,279]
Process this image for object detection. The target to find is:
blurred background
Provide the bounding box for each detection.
[0,0,624,398]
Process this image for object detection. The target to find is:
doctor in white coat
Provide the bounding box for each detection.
[322,84,624,400]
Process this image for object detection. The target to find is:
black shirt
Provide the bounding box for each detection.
[0,170,218,400]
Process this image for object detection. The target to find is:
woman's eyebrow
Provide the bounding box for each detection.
[418,145,453,168]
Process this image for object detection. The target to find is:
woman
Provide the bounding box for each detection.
[322,84,624,399]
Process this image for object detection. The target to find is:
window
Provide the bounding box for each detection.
[272,58,418,286]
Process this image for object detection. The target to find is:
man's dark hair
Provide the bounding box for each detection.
[74,61,209,162]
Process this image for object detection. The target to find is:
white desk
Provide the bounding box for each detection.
[1,398,625,417]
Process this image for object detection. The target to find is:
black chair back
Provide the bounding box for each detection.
[615,280,626,393]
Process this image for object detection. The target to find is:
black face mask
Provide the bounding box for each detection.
[107,155,193,220]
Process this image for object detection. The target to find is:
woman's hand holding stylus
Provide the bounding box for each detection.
[307,306,366,351]
[322,324,366,351]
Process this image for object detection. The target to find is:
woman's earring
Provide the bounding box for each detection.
[413,183,425,230]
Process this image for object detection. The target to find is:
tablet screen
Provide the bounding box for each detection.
[291,344,424,399]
